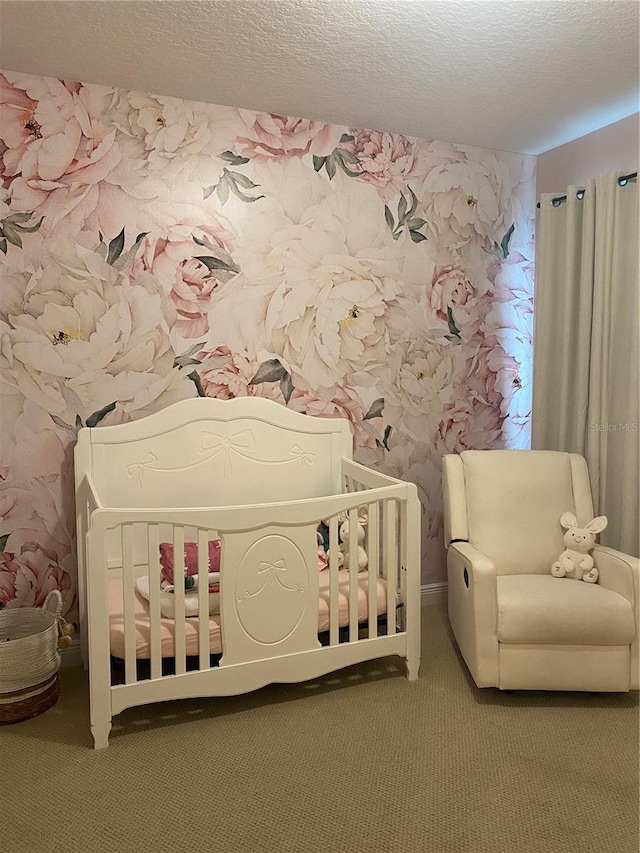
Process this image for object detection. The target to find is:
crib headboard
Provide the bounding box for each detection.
[75,397,353,509]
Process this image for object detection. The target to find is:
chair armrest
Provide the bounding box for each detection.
[594,545,639,689]
[448,542,498,622]
[593,545,639,605]
[447,542,499,686]
[449,541,497,584]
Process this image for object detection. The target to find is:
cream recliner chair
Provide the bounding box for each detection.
[442,450,639,692]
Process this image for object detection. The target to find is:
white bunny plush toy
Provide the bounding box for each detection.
[550,512,608,583]
[330,508,369,571]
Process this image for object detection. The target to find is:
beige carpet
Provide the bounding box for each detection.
[3,605,638,853]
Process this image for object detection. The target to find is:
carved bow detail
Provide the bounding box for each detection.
[290,444,316,468]
[258,559,286,584]
[127,452,159,486]
[237,558,305,604]
[200,429,256,477]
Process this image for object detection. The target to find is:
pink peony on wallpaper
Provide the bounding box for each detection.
[0,71,536,620]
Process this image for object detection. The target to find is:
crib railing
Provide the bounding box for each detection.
[83,460,420,699]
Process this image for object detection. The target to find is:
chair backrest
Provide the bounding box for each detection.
[442,450,595,575]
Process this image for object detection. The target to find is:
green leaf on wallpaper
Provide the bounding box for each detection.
[363,398,385,420]
[406,218,426,231]
[382,424,392,451]
[106,228,125,265]
[203,185,216,200]
[76,415,84,430]
[86,402,117,428]
[500,223,515,259]
[333,149,361,177]
[406,187,419,219]
[192,237,240,273]
[375,425,393,451]
[0,211,44,247]
[0,534,9,552]
[219,150,250,166]
[398,193,408,224]
[249,359,287,385]
[325,156,337,180]
[10,215,44,234]
[339,134,354,143]
[279,372,295,404]
[232,189,265,203]
[5,212,32,223]
[174,342,204,370]
[216,179,230,205]
[384,205,395,232]
[2,223,22,248]
[194,254,240,274]
[111,231,149,271]
[187,369,206,397]
[446,307,461,337]
[409,230,427,243]
[313,155,326,172]
[232,172,261,190]
[216,169,264,204]
[336,149,359,166]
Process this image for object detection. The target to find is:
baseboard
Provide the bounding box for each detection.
[60,638,83,670]
[421,582,447,607]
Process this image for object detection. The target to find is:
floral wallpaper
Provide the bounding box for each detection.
[0,71,536,620]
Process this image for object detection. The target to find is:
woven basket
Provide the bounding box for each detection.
[0,590,63,724]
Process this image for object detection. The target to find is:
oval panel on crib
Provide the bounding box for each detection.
[234,535,309,645]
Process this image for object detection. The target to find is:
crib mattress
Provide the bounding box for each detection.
[108,570,389,659]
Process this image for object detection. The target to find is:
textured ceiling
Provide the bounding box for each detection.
[0,0,638,155]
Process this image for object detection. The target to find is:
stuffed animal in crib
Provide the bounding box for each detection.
[550,511,607,583]
[336,509,368,571]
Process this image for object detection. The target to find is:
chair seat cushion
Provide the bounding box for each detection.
[497,575,636,646]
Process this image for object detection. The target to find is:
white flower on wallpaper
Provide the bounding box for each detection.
[206,162,409,391]
[378,339,467,440]
[420,146,518,253]
[1,239,185,425]
[106,89,229,178]
[0,69,536,617]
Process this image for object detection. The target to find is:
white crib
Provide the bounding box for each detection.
[75,397,421,748]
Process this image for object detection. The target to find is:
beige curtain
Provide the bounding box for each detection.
[532,171,639,556]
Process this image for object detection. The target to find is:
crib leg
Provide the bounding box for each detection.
[91,717,112,749]
[406,655,420,681]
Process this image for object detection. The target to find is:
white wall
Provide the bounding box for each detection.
[536,113,639,196]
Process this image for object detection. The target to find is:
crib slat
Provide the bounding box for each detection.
[198,528,209,671]
[122,524,136,685]
[172,525,187,674]
[147,524,162,681]
[329,515,339,646]
[399,498,408,633]
[367,502,379,639]
[384,500,397,635]
[348,508,358,642]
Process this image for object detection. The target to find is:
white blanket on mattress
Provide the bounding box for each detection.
[134,576,220,618]
[109,570,389,660]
